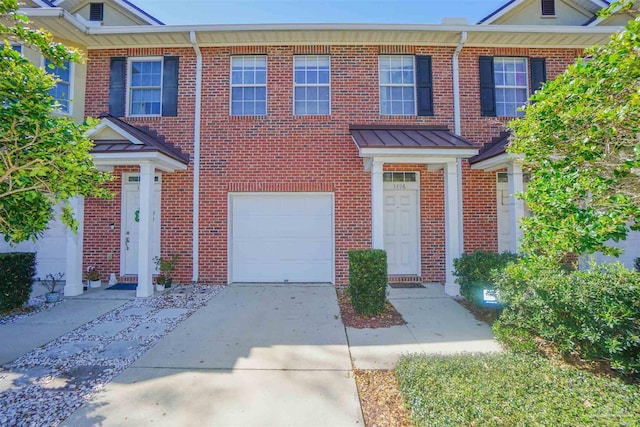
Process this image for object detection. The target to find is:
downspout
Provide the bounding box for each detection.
[190,31,202,283]
[453,31,467,252]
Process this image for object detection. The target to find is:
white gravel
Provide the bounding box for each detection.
[0,285,222,426]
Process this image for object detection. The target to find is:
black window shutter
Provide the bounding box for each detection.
[108,57,126,117]
[479,56,496,117]
[415,55,434,116]
[530,57,547,92]
[162,56,179,117]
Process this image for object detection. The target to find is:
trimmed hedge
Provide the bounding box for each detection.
[0,252,36,313]
[453,251,519,307]
[348,249,387,315]
[494,257,640,377]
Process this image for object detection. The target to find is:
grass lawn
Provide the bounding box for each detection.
[395,353,640,426]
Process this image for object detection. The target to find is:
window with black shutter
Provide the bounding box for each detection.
[89,3,104,21]
[378,55,433,116]
[541,0,555,16]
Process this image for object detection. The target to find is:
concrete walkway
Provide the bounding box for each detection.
[63,285,363,427]
[348,284,502,369]
[0,289,132,365]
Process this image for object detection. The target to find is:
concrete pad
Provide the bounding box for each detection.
[85,321,131,337]
[128,323,169,338]
[119,307,153,317]
[41,341,99,360]
[347,326,424,369]
[150,308,189,321]
[388,283,447,300]
[62,368,364,427]
[0,299,127,364]
[98,341,144,360]
[133,285,351,370]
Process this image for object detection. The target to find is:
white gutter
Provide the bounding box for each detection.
[453,31,468,258]
[452,31,467,136]
[190,31,202,283]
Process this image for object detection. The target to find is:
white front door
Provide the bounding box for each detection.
[383,172,420,275]
[122,173,161,275]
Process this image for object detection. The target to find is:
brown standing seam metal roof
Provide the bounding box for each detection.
[468,131,511,165]
[349,125,478,149]
[91,114,190,165]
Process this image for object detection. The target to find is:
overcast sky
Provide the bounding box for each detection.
[132,0,508,25]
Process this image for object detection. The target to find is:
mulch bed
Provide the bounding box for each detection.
[354,369,412,427]
[336,288,406,329]
[454,297,501,325]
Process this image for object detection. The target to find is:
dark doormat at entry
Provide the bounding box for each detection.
[105,283,137,290]
[388,282,425,289]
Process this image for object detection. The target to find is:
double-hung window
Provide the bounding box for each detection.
[45,59,71,114]
[494,57,528,117]
[294,55,330,115]
[11,44,22,54]
[479,56,546,117]
[379,55,434,116]
[231,56,267,116]
[129,58,162,116]
[379,56,416,116]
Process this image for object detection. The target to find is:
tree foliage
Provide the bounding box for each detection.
[0,0,110,243]
[508,3,640,259]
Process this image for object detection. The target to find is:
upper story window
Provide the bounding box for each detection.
[11,44,21,54]
[128,58,162,116]
[541,0,556,16]
[294,55,330,116]
[379,55,416,116]
[378,55,434,116]
[231,56,267,116]
[89,3,104,21]
[479,56,545,118]
[45,59,71,114]
[494,57,528,117]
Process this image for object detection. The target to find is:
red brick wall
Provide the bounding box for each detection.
[83,44,580,285]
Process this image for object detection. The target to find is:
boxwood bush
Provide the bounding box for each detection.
[348,249,387,315]
[453,250,519,307]
[0,252,36,313]
[494,257,640,377]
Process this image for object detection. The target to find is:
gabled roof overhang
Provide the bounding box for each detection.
[22,7,619,49]
[469,131,523,171]
[87,115,189,173]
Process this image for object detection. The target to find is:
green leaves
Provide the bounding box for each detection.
[0,1,110,243]
[508,11,640,259]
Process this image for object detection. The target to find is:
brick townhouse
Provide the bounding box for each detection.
[6,0,637,298]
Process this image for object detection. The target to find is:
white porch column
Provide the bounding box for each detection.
[64,197,85,296]
[444,161,462,296]
[371,160,385,249]
[507,162,525,253]
[137,162,155,298]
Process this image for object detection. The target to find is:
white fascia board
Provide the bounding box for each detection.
[86,120,145,145]
[479,0,526,25]
[92,152,188,172]
[469,153,524,171]
[20,7,89,32]
[359,147,479,159]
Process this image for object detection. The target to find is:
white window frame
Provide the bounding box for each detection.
[494,57,529,118]
[42,57,73,115]
[378,55,417,116]
[126,56,163,118]
[293,55,331,116]
[230,55,268,117]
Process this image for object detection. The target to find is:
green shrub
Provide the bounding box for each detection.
[453,250,519,307]
[494,257,640,377]
[348,249,387,315]
[0,252,36,313]
[634,257,639,273]
[395,353,640,427]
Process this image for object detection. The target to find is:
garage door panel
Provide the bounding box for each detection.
[231,193,334,283]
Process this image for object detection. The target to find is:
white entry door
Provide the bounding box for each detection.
[122,173,162,275]
[383,172,420,275]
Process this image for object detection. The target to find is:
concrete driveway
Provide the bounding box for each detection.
[63,285,363,427]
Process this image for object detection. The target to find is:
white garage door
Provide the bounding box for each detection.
[230,193,334,283]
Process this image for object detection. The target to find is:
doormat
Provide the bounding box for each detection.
[388,282,425,289]
[105,283,137,290]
